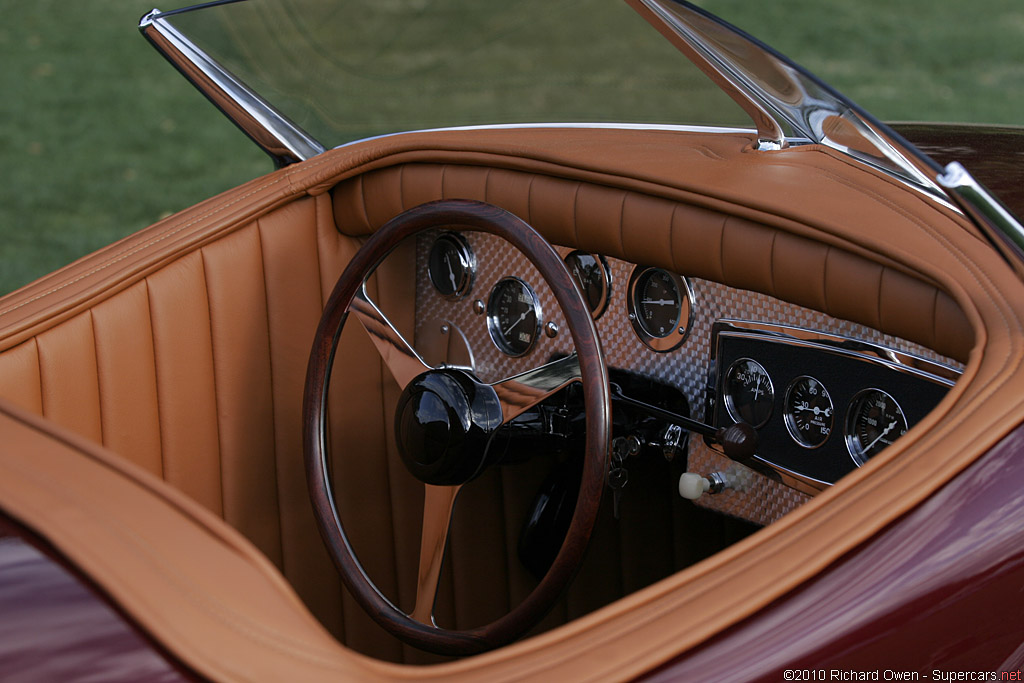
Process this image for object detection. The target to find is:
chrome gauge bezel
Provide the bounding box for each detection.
[627,266,694,353]
[845,388,909,466]
[563,250,612,320]
[723,357,774,428]
[486,277,543,357]
[783,375,834,449]
[427,231,476,300]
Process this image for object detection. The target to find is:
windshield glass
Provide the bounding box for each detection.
[159,0,750,147]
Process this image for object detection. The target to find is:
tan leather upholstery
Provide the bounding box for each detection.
[0,127,1021,680]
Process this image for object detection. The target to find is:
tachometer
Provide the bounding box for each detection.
[723,358,774,428]
[784,375,833,448]
[486,277,541,357]
[845,388,908,465]
[428,232,475,299]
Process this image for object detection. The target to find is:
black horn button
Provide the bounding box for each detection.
[395,370,503,486]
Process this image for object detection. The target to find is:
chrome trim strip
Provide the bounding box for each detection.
[710,319,961,385]
[746,455,832,497]
[334,122,772,150]
[938,161,1024,283]
[140,9,324,166]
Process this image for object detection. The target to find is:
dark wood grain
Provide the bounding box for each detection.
[303,199,610,655]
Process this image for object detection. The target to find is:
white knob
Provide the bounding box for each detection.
[678,473,711,500]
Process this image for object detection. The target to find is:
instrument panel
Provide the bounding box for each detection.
[409,228,964,525]
[709,321,958,493]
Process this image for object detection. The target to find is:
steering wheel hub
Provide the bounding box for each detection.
[395,370,503,486]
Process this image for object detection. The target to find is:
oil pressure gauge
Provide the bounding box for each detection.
[784,375,833,449]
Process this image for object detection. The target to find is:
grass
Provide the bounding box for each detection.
[2,0,1022,295]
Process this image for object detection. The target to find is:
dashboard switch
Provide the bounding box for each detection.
[678,471,728,500]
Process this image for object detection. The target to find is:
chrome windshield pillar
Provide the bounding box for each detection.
[140,9,324,166]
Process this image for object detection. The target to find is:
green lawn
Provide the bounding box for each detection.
[2,0,1022,295]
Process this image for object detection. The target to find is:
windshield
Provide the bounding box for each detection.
[156,0,750,148]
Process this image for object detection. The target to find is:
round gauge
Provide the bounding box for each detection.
[627,266,694,352]
[564,251,611,319]
[427,232,475,299]
[486,277,542,357]
[783,376,834,449]
[846,388,908,465]
[723,358,774,428]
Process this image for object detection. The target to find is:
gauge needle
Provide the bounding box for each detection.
[503,311,528,336]
[444,254,457,290]
[862,420,899,453]
[795,403,832,417]
[641,298,675,306]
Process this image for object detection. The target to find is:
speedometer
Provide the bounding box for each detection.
[486,277,541,357]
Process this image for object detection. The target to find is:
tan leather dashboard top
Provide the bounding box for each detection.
[0,127,1022,680]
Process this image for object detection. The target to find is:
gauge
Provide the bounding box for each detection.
[784,376,834,449]
[723,358,774,428]
[486,277,542,356]
[846,388,908,465]
[564,250,611,319]
[627,266,693,352]
[427,232,475,299]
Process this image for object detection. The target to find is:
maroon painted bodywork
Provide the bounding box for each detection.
[0,518,195,682]
[643,421,1024,680]
[895,123,1024,219]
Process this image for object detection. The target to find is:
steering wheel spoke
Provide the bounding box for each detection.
[351,284,431,390]
[490,353,581,424]
[410,483,462,625]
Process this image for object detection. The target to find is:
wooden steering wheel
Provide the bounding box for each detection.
[303,199,610,655]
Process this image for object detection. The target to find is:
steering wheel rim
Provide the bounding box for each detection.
[303,199,610,655]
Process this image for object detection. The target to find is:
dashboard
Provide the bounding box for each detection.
[407,228,963,526]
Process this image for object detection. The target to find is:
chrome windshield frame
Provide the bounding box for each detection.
[140,8,324,166]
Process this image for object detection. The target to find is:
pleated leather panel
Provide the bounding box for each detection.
[202,225,282,567]
[92,281,163,478]
[0,339,42,415]
[147,251,223,516]
[0,194,418,661]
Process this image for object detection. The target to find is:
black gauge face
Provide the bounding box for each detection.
[627,267,693,353]
[723,358,774,428]
[634,268,681,338]
[486,278,541,356]
[564,251,611,319]
[427,232,474,299]
[846,389,908,465]
[784,376,834,449]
